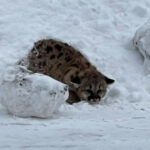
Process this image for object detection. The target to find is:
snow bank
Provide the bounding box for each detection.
[0,65,68,118]
[133,20,150,71]
[1,0,150,149]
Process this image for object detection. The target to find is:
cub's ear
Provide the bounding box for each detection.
[104,76,115,85]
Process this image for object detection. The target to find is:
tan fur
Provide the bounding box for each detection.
[27,39,114,104]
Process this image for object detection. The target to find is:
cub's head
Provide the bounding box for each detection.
[70,70,114,104]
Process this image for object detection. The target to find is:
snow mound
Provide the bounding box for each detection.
[0,66,68,118]
[133,20,150,71]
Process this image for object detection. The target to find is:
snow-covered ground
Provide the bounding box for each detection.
[0,0,150,149]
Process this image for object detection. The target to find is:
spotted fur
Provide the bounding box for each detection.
[27,39,115,104]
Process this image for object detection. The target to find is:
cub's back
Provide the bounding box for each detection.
[27,39,91,82]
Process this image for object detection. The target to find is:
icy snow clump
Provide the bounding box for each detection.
[133,20,150,72]
[0,65,68,118]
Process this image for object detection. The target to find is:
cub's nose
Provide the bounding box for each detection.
[88,95,101,104]
[88,95,100,101]
[89,99,100,104]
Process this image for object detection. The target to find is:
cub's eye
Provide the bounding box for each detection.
[86,89,93,94]
[97,90,101,94]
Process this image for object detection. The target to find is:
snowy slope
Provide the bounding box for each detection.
[0,0,150,149]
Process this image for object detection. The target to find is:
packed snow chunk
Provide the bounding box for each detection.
[0,67,68,118]
[133,20,150,71]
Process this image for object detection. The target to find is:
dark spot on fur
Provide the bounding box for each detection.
[46,46,53,53]
[71,64,78,68]
[58,75,61,78]
[57,52,63,58]
[64,69,71,75]
[86,62,90,68]
[76,71,79,75]
[38,62,42,68]
[51,41,55,45]
[55,44,62,51]
[65,56,71,62]
[50,55,55,59]
[36,42,43,49]
[71,76,81,84]
[89,85,92,89]
[71,75,73,79]
[65,53,69,56]
[42,61,46,66]
[38,55,42,59]
[57,63,62,68]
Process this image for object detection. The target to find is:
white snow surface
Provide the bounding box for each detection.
[0,0,150,149]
